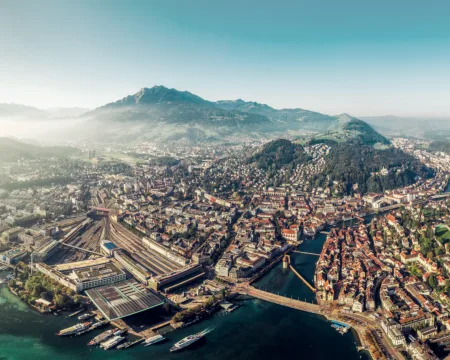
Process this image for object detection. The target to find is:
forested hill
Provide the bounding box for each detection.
[246,139,311,170]
[313,141,433,194]
[342,119,390,145]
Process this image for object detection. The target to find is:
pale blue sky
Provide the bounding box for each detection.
[1,0,450,116]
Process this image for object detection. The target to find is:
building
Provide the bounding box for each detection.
[31,240,59,262]
[149,264,205,292]
[1,227,24,243]
[142,237,189,266]
[114,250,152,285]
[86,279,164,321]
[36,259,126,292]
[65,262,126,292]
[381,319,406,346]
[215,259,232,277]
[417,326,437,341]
[0,247,27,265]
[100,240,118,257]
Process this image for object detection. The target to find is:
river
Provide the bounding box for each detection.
[0,233,370,360]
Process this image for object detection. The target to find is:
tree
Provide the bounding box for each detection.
[427,274,438,289]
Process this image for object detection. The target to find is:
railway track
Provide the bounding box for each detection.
[109,222,179,275]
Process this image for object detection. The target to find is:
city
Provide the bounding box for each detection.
[0,135,449,359]
[2,2,450,360]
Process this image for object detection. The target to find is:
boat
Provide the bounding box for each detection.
[144,334,165,347]
[117,341,132,350]
[113,329,127,336]
[79,320,108,335]
[78,313,95,321]
[88,329,115,346]
[68,309,85,318]
[56,322,92,336]
[117,339,143,350]
[101,335,126,350]
[170,328,213,352]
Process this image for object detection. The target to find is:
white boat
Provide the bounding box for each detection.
[101,335,125,350]
[170,328,213,352]
[144,334,165,347]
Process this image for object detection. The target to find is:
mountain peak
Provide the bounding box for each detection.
[98,86,211,110]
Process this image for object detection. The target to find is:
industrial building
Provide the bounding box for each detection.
[142,237,189,267]
[31,240,59,262]
[114,250,152,285]
[0,247,27,265]
[148,264,206,292]
[85,279,164,321]
[100,240,119,257]
[36,258,126,292]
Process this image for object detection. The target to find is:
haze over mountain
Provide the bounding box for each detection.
[0,103,90,120]
[360,115,450,139]
[76,85,384,144]
[5,86,450,144]
[0,137,79,163]
[0,104,48,119]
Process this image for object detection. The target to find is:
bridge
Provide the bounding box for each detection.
[291,250,320,257]
[283,254,317,292]
[58,242,103,257]
[237,285,322,314]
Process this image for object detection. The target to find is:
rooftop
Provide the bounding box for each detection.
[85,279,164,321]
[69,262,125,283]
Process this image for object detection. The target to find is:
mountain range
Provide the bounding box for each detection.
[76,85,386,144]
[6,85,450,144]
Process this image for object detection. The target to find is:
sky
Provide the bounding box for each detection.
[1,0,450,117]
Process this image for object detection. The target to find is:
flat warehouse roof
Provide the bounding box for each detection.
[85,279,164,321]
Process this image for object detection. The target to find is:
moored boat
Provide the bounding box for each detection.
[144,334,165,347]
[101,335,125,350]
[88,329,114,346]
[56,322,92,336]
